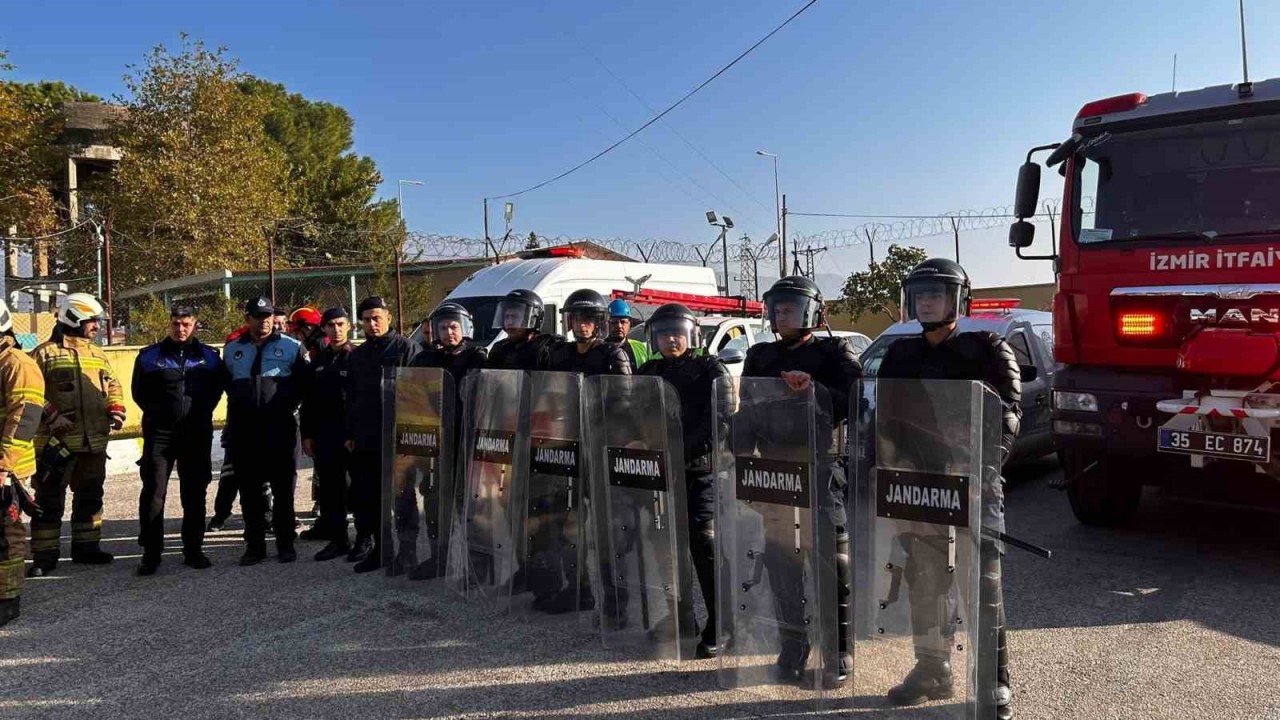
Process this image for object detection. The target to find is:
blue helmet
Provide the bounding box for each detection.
[608,298,634,320]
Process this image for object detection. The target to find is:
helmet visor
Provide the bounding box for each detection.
[647,317,696,356]
[432,313,474,346]
[765,292,822,332]
[493,299,538,331]
[562,308,607,341]
[903,281,961,325]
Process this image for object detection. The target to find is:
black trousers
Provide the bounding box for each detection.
[213,457,272,523]
[685,467,720,642]
[137,424,213,559]
[349,447,381,544]
[228,441,296,554]
[313,444,351,543]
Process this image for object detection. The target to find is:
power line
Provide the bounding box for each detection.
[487,0,820,200]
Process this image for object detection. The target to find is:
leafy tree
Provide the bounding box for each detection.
[91,37,291,288]
[834,244,928,323]
[0,52,67,235]
[7,80,100,107]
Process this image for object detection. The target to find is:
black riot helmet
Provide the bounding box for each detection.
[493,288,546,335]
[561,288,609,341]
[646,303,698,357]
[763,275,825,336]
[901,257,971,331]
[430,302,474,348]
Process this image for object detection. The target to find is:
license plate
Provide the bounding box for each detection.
[1157,428,1271,462]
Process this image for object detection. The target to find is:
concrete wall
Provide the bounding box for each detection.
[827,282,1057,337]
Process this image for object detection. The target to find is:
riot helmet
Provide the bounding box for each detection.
[493,288,545,335]
[561,288,608,342]
[763,276,824,336]
[430,302,474,349]
[646,303,698,358]
[901,257,970,331]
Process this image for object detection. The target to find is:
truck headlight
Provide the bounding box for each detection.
[1054,390,1098,413]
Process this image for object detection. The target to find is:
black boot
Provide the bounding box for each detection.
[773,641,811,684]
[354,545,383,573]
[887,658,955,706]
[71,544,114,565]
[389,549,418,577]
[408,560,441,581]
[996,682,1013,719]
[0,598,18,627]
[137,555,160,576]
[347,537,373,563]
[183,553,213,570]
[315,541,350,562]
[695,625,721,659]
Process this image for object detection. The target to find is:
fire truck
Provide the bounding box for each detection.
[1009,79,1280,526]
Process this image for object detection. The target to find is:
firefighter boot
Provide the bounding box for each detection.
[887,658,955,706]
[71,543,114,565]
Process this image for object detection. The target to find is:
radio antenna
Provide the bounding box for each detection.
[1172,53,1177,93]
[1238,0,1252,95]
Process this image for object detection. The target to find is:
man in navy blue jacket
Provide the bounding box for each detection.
[133,306,224,575]
[223,297,309,566]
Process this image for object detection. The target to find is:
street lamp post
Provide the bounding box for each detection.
[756,150,782,278]
[706,212,735,296]
[396,179,424,333]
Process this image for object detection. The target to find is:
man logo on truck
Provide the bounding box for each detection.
[1189,306,1280,326]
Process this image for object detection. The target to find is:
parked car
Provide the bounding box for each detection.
[859,306,1059,463]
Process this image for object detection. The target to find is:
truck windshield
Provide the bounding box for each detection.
[1074,114,1280,244]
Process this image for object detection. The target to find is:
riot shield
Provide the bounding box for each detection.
[715,376,844,702]
[449,369,528,611]
[850,378,1003,719]
[510,371,588,622]
[583,374,690,661]
[380,367,455,579]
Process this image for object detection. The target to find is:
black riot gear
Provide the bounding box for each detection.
[762,276,825,333]
[487,332,555,371]
[429,302,475,349]
[493,289,546,333]
[901,257,972,332]
[546,337,630,376]
[645,303,698,356]
[561,289,610,342]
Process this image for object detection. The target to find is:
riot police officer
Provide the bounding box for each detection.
[303,308,355,561]
[743,275,860,683]
[547,289,630,376]
[876,258,1021,719]
[487,289,557,371]
[637,303,731,657]
[404,302,487,579]
[606,299,650,370]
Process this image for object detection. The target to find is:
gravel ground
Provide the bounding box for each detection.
[2,459,1278,719]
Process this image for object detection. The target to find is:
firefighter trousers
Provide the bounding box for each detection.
[30,451,108,566]
[137,425,213,560]
[1,508,27,601]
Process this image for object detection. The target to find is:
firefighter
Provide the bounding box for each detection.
[223,297,308,566]
[743,275,860,684]
[0,299,44,627]
[132,305,225,575]
[403,302,486,579]
[547,289,631,376]
[876,258,1021,719]
[288,306,325,357]
[303,307,355,561]
[636,302,732,657]
[345,296,418,573]
[27,293,125,575]
[487,289,557,370]
[606,299,650,370]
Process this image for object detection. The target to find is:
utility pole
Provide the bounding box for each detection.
[102,214,114,343]
[781,193,788,276]
[949,216,961,263]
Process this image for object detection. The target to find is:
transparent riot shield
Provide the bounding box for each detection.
[449,369,528,611]
[509,371,587,623]
[380,367,455,580]
[850,378,1002,719]
[583,374,690,661]
[715,376,844,703]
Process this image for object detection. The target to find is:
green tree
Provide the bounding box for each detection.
[7,80,100,107]
[0,52,68,235]
[94,37,291,288]
[834,244,928,323]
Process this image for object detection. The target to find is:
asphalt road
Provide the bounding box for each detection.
[1,459,1277,719]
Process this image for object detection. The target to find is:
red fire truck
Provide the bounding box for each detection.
[1009,79,1280,526]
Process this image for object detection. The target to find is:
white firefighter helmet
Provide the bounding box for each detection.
[56,293,107,328]
[0,298,11,334]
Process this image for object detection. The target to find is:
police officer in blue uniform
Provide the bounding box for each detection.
[133,306,224,575]
[223,297,309,566]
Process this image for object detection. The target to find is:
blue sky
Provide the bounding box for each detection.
[5,0,1280,292]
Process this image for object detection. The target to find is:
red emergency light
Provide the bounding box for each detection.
[970,298,1022,313]
[516,245,584,259]
[1076,93,1148,120]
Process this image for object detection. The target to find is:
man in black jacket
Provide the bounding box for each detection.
[303,307,355,562]
[637,303,732,658]
[743,275,861,685]
[345,296,418,573]
[876,258,1021,720]
[546,289,630,376]
[133,306,225,575]
[487,289,556,371]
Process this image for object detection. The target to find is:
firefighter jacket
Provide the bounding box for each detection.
[0,335,44,480]
[32,334,124,454]
[132,336,224,433]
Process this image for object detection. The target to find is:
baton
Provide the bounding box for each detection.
[981,527,1051,559]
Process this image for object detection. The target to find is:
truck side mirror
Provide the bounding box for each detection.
[1019,364,1038,383]
[1013,162,1041,219]
[1008,220,1036,249]
[719,347,745,365]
